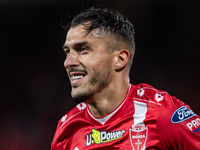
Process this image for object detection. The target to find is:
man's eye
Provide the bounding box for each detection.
[65,49,70,55]
[80,47,88,52]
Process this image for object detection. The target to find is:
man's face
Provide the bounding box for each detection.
[63,25,115,103]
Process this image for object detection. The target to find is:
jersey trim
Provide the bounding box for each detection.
[133,101,147,126]
[133,97,162,106]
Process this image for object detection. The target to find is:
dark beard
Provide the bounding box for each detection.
[72,89,93,104]
[72,71,111,104]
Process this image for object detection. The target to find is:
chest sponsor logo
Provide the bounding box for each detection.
[171,106,196,124]
[129,125,148,150]
[86,129,125,146]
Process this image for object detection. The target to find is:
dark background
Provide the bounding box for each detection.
[1,0,200,149]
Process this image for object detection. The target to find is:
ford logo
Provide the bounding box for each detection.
[171,106,196,124]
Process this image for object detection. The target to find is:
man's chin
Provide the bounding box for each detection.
[72,84,79,88]
[72,96,87,104]
[71,91,93,104]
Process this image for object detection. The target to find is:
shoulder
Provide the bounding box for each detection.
[133,84,200,148]
[58,102,88,128]
[132,83,173,106]
[51,102,88,149]
[132,83,190,120]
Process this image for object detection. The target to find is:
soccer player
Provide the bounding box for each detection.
[51,5,200,150]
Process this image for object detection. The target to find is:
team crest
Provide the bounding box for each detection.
[129,125,148,150]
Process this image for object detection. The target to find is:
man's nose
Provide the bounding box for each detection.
[64,51,79,69]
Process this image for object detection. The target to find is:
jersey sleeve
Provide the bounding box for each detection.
[51,102,88,150]
[157,94,200,149]
[51,119,65,150]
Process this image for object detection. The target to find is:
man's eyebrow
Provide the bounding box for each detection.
[62,45,69,50]
[74,41,90,47]
[62,41,91,50]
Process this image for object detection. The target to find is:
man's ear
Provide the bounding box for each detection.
[114,49,130,71]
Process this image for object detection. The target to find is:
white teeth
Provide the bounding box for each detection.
[72,75,83,80]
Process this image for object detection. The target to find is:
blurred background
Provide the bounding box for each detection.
[1,0,200,149]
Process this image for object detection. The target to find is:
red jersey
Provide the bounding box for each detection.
[51,83,200,150]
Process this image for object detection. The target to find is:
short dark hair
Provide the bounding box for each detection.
[64,5,135,72]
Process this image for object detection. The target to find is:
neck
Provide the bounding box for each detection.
[86,78,129,118]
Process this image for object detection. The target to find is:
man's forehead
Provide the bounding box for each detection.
[67,26,87,39]
[65,26,107,46]
[68,25,107,37]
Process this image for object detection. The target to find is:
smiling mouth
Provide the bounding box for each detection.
[69,69,87,86]
[71,75,85,86]
[72,75,84,80]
